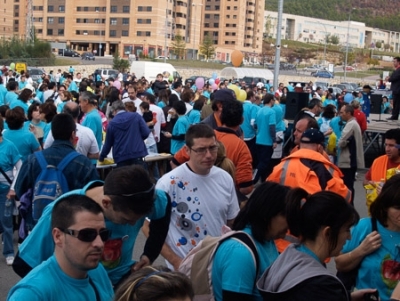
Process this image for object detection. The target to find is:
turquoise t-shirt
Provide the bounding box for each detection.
[187,109,201,125]
[7,256,113,301]
[68,81,78,93]
[212,227,279,301]
[171,115,190,154]
[342,218,400,301]
[5,91,18,106]
[18,81,27,90]
[255,106,276,146]
[82,109,103,164]
[157,101,166,109]
[241,101,260,140]
[0,84,7,105]
[10,99,29,115]
[0,139,21,192]
[272,104,285,132]
[3,128,40,162]
[323,99,338,109]
[18,181,168,285]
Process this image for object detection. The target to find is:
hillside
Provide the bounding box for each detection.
[265,0,400,32]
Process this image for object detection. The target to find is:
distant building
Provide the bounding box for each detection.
[1,0,265,62]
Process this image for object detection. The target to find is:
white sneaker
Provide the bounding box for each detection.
[6,256,14,266]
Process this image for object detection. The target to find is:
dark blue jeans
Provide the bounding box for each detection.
[254,144,274,183]
[116,158,148,170]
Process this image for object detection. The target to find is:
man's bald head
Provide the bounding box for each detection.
[63,101,80,120]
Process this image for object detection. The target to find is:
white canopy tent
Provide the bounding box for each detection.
[220,67,274,80]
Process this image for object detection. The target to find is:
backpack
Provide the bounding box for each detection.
[31,151,80,222]
[178,231,259,301]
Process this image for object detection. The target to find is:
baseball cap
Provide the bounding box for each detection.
[300,128,325,146]
[213,89,236,102]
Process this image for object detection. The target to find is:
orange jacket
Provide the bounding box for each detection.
[268,148,351,201]
[369,155,389,182]
[173,127,253,190]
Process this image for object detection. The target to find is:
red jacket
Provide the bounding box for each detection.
[354,108,367,133]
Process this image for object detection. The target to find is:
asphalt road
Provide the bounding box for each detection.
[0,170,370,300]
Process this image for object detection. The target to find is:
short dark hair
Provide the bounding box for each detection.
[263,93,274,105]
[220,100,243,127]
[27,102,40,121]
[18,88,33,103]
[233,182,290,243]
[103,166,155,214]
[139,101,150,111]
[40,102,57,123]
[145,93,156,104]
[322,104,336,119]
[286,188,359,254]
[173,100,186,115]
[181,89,195,104]
[51,194,104,230]
[343,104,354,116]
[193,99,204,111]
[7,81,18,91]
[0,105,9,118]
[5,107,25,130]
[52,113,76,140]
[308,98,321,109]
[185,123,215,148]
[385,129,400,145]
[370,174,400,225]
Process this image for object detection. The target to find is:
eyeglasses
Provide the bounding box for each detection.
[105,184,155,197]
[190,145,219,155]
[58,227,111,242]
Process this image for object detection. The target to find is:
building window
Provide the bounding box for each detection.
[110,6,117,13]
[48,5,53,12]
[77,7,82,11]
[83,7,88,11]
[94,30,100,35]
[110,30,116,37]
[102,7,106,11]
[58,17,64,24]
[76,30,81,34]
[122,30,129,36]
[37,29,42,33]
[95,7,100,12]
[38,17,43,22]
[110,18,117,25]
[59,5,64,12]
[94,19,100,24]
[123,6,130,13]
[47,17,53,24]
[83,19,89,23]
[47,29,53,35]
[58,29,64,36]
[122,18,129,25]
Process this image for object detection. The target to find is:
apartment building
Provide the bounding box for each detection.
[265,11,400,53]
[1,0,264,61]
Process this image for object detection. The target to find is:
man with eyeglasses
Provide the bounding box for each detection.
[8,194,113,300]
[156,123,239,270]
[13,165,171,289]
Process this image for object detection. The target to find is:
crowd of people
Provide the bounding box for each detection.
[1,57,400,301]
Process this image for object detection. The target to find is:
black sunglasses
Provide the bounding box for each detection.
[58,227,111,242]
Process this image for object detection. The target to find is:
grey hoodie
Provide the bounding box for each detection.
[257,244,349,301]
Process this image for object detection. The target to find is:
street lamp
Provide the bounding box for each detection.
[344,8,355,81]
[192,3,203,60]
[320,23,327,66]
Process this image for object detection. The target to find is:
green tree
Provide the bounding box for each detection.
[329,35,340,45]
[384,43,390,50]
[199,33,216,61]
[112,48,130,72]
[170,32,186,59]
[375,41,382,49]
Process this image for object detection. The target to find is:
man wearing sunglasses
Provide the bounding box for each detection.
[13,165,171,289]
[8,195,114,301]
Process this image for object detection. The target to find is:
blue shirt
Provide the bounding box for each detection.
[10,99,29,115]
[3,128,40,162]
[255,106,276,146]
[342,218,400,301]
[0,139,21,192]
[5,91,18,106]
[212,227,279,301]
[241,101,260,140]
[272,104,285,132]
[17,181,168,285]
[82,109,103,164]
[187,109,201,125]
[0,84,7,105]
[171,115,190,154]
[323,99,338,109]
[18,81,27,90]
[7,255,113,301]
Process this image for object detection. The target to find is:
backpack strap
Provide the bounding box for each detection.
[34,152,49,170]
[57,151,81,172]
[229,232,260,279]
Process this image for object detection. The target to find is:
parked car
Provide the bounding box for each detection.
[184,76,210,86]
[312,70,334,78]
[242,76,269,86]
[58,49,80,57]
[333,83,353,91]
[94,69,119,80]
[343,65,355,71]
[304,64,325,73]
[280,63,297,71]
[81,52,95,61]
[331,87,342,95]
[315,81,329,90]
[341,82,359,90]
[155,56,168,60]
[27,67,46,83]
[265,63,275,70]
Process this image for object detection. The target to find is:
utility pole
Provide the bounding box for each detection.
[164,0,169,63]
[273,0,284,92]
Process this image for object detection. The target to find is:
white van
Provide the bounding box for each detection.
[130,61,182,82]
